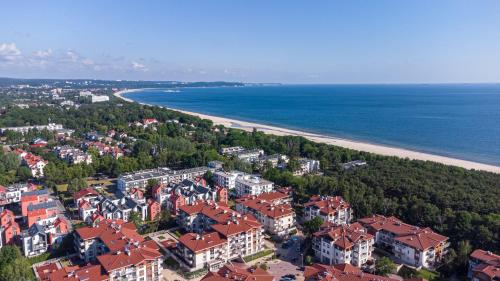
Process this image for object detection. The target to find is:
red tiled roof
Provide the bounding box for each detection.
[238,197,294,219]
[471,249,500,264]
[473,262,500,279]
[178,232,226,253]
[394,227,448,251]
[304,263,424,281]
[75,219,144,252]
[304,196,350,215]
[179,201,237,224]
[74,188,99,200]
[236,190,289,205]
[358,215,419,236]
[97,242,162,272]
[314,222,373,250]
[48,264,109,281]
[36,263,59,281]
[201,264,274,281]
[210,214,262,237]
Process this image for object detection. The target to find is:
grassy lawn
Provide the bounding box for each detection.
[398,266,440,281]
[242,249,274,262]
[418,269,440,280]
[56,184,68,192]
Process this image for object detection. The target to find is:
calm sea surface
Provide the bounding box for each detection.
[124,84,500,166]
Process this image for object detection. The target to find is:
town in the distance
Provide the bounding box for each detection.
[0,78,497,281]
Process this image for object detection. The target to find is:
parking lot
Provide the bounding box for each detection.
[267,235,305,281]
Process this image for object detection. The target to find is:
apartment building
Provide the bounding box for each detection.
[305,263,419,281]
[235,190,296,237]
[213,170,244,190]
[0,123,63,134]
[201,264,274,281]
[468,249,500,281]
[312,222,374,267]
[293,158,321,176]
[358,215,449,269]
[0,209,20,246]
[0,183,36,205]
[38,240,162,281]
[74,219,145,262]
[117,166,210,192]
[97,240,162,281]
[235,174,274,197]
[175,201,265,271]
[303,195,353,225]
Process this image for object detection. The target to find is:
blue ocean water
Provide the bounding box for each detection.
[123,84,500,166]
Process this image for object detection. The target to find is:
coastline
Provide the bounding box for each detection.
[114,89,500,174]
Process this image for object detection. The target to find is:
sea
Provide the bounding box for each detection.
[123,84,500,166]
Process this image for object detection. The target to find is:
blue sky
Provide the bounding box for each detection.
[1,1,500,83]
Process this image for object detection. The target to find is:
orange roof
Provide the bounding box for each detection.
[470,249,500,264]
[74,187,99,200]
[313,222,373,250]
[97,241,161,272]
[75,219,144,252]
[48,264,109,281]
[210,214,262,237]
[179,201,237,223]
[238,197,294,219]
[201,264,274,281]
[178,232,226,253]
[36,263,59,281]
[394,227,448,251]
[304,263,424,281]
[235,190,290,205]
[304,195,350,215]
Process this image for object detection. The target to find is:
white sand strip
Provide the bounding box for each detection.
[114,89,500,173]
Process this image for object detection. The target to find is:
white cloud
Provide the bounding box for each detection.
[132,61,148,71]
[33,48,52,58]
[0,43,22,62]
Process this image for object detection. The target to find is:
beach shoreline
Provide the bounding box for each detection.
[113,89,500,173]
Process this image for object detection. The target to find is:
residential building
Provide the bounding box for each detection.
[293,158,321,175]
[97,240,162,281]
[152,178,226,214]
[0,183,37,205]
[304,263,422,281]
[21,188,50,216]
[220,146,245,155]
[147,199,161,221]
[22,216,70,257]
[207,160,224,170]
[40,241,162,281]
[91,95,110,103]
[117,166,210,192]
[0,123,63,134]
[98,194,148,222]
[201,264,274,281]
[176,212,264,271]
[234,174,274,197]
[73,219,145,262]
[303,195,352,225]
[468,250,500,281]
[235,190,295,237]
[213,170,244,190]
[0,209,20,246]
[18,152,47,178]
[312,222,374,267]
[39,264,109,281]
[74,187,100,208]
[358,215,449,269]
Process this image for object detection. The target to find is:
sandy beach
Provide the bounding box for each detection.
[114,89,500,173]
